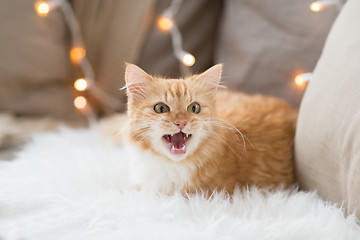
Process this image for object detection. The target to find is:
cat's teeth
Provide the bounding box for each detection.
[171,145,186,151]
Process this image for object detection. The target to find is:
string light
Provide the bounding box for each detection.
[34,0,122,123]
[310,2,321,12]
[74,78,88,91]
[158,0,196,73]
[34,0,196,121]
[70,47,86,63]
[35,1,50,16]
[38,0,340,119]
[302,0,341,89]
[294,76,305,87]
[35,0,62,17]
[181,52,195,67]
[295,73,312,87]
[74,96,87,109]
[157,14,173,31]
[310,0,339,12]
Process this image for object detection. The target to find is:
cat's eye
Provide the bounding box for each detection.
[187,102,201,114]
[154,103,170,114]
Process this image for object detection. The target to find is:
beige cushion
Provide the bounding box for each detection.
[0,0,80,121]
[295,0,360,216]
[216,0,339,106]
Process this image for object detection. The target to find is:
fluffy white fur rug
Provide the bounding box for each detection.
[0,125,359,240]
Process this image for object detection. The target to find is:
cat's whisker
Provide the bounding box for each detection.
[114,127,127,137]
[135,136,148,145]
[130,119,157,127]
[215,123,247,156]
[127,125,151,138]
[203,118,249,157]
[129,120,165,144]
[133,130,151,144]
[206,117,254,149]
[202,128,241,159]
[203,123,246,158]
[129,128,148,137]
[113,121,146,136]
[202,122,244,147]
[135,108,152,117]
[204,120,245,148]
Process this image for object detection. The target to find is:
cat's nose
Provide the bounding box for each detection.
[174,120,188,130]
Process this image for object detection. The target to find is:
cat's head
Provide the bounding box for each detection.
[124,64,222,162]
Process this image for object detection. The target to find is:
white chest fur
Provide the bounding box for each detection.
[124,142,194,193]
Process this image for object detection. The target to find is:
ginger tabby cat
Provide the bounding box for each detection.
[108,63,297,195]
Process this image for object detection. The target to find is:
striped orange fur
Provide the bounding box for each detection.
[110,64,297,194]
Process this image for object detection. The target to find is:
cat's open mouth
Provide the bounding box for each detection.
[162,132,192,155]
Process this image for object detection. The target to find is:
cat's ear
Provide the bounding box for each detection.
[196,64,223,96]
[124,63,153,100]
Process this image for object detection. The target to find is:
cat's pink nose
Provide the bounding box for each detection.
[174,120,188,130]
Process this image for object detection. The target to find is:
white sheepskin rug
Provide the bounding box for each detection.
[0,125,359,240]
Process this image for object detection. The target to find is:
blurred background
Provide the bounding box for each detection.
[0,0,340,124]
[0,0,340,158]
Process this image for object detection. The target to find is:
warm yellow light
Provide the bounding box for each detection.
[310,2,321,12]
[157,15,173,31]
[35,1,50,16]
[70,47,86,63]
[182,53,195,67]
[74,96,87,109]
[74,78,88,91]
[295,75,306,87]
[294,72,312,88]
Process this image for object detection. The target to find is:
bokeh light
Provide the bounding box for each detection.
[35,1,50,16]
[70,47,86,63]
[74,78,88,92]
[74,96,87,109]
[310,2,321,12]
[157,15,173,31]
[181,53,195,67]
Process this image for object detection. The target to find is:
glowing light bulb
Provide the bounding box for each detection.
[157,14,173,31]
[74,96,87,109]
[35,1,50,16]
[181,53,195,67]
[74,78,88,91]
[295,75,306,87]
[310,1,335,12]
[310,2,321,12]
[70,47,86,63]
[294,72,312,87]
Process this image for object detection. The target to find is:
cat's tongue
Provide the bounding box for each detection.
[162,132,192,155]
[170,132,186,154]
